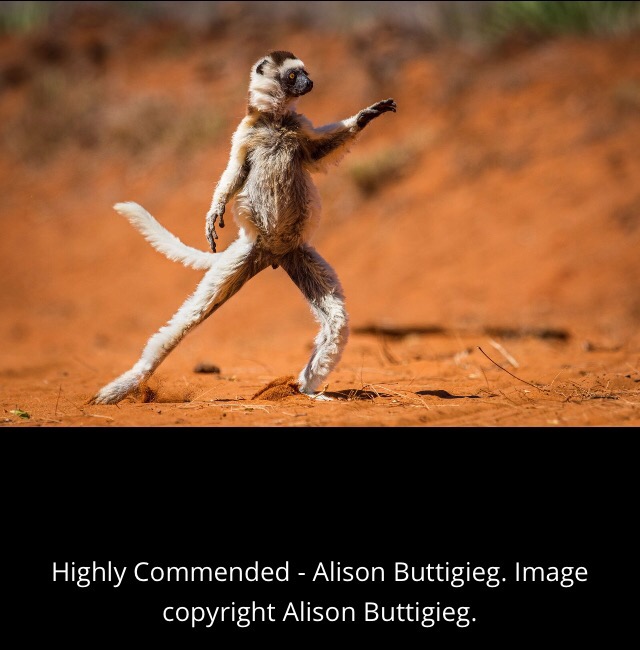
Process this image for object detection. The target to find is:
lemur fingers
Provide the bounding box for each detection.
[205,205,226,252]
[372,98,397,113]
[205,221,218,252]
[356,98,397,129]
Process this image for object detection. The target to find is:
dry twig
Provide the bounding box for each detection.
[478,346,546,393]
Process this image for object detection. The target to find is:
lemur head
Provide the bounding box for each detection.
[248,50,313,115]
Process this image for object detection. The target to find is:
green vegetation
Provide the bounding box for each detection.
[487,1,640,38]
[9,408,30,419]
[0,1,51,34]
[1,2,638,39]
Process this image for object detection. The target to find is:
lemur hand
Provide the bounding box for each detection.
[205,204,226,252]
[356,98,397,129]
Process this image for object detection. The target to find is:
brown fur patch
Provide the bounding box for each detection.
[269,50,297,67]
[252,375,300,400]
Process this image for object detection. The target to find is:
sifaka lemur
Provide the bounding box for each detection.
[89,50,396,405]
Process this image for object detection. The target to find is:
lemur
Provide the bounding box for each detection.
[89,50,396,405]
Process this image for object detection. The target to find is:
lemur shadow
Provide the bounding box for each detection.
[325,389,486,401]
[416,389,481,399]
[324,389,392,401]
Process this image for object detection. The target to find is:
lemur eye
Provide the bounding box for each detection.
[289,72,296,80]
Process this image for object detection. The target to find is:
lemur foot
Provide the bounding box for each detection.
[87,371,144,405]
[299,387,333,401]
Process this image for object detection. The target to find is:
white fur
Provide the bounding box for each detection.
[114,202,215,270]
[280,57,305,72]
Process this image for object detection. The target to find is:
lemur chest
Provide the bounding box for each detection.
[249,125,304,171]
[236,123,320,250]
[245,125,311,211]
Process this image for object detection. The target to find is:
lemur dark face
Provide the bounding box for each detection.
[283,67,313,97]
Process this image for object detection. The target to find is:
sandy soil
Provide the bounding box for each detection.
[1,6,638,427]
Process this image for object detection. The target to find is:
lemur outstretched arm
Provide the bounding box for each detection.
[205,117,252,252]
[302,99,396,169]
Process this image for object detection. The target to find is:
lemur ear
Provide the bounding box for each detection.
[256,59,268,75]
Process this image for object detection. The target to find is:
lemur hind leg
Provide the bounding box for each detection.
[89,235,270,405]
[280,244,349,400]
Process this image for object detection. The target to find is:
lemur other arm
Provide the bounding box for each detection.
[205,117,253,252]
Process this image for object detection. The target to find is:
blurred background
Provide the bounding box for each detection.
[1,1,639,377]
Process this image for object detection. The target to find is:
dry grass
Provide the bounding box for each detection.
[1,64,224,163]
[348,142,418,197]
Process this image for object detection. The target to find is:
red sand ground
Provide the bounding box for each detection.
[1,8,638,427]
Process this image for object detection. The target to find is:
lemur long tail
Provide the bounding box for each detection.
[113,202,215,270]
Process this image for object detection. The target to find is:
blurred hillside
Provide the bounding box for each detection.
[1,0,639,374]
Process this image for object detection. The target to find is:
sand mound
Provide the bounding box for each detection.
[252,376,300,401]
